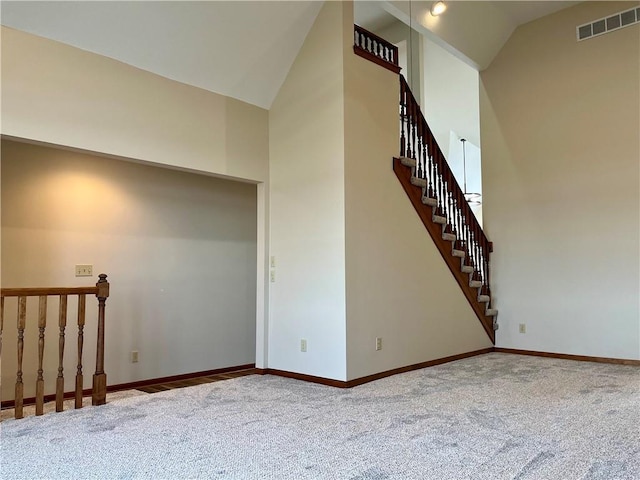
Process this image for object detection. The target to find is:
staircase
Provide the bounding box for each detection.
[354,25,498,343]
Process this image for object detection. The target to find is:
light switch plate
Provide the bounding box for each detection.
[75,264,93,277]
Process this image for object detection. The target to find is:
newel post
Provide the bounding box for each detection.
[92,274,109,406]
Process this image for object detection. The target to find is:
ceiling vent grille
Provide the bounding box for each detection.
[577,7,639,41]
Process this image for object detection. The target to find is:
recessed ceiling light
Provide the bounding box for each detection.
[430,1,447,16]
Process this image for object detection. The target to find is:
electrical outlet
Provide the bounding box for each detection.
[75,264,93,277]
[270,270,276,283]
[131,350,139,363]
[375,337,382,351]
[300,339,307,352]
[519,323,526,334]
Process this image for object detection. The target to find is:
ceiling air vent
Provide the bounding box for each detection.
[577,7,639,41]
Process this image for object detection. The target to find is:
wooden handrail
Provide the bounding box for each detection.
[353,24,401,74]
[400,76,491,291]
[1,287,99,297]
[0,274,109,418]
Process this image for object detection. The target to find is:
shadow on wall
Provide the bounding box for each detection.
[1,139,258,401]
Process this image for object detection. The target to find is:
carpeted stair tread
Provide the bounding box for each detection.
[452,249,466,258]
[478,294,490,303]
[461,264,474,273]
[469,279,482,288]
[422,196,437,207]
[486,308,498,316]
[442,232,456,241]
[411,176,427,188]
[400,156,416,167]
[433,215,447,225]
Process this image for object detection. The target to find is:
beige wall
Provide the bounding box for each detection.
[1,26,269,183]
[268,1,348,380]
[1,24,271,371]
[1,141,258,400]
[481,2,640,359]
[344,37,492,381]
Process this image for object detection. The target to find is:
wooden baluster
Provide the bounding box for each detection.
[416,117,423,178]
[428,135,439,211]
[445,168,452,225]
[457,190,464,248]
[451,184,458,234]
[448,189,456,238]
[443,169,450,226]
[56,294,68,412]
[483,241,489,287]
[15,296,26,419]
[407,94,413,158]
[406,94,411,158]
[485,239,491,288]
[408,90,412,157]
[400,79,406,157]
[474,225,481,283]
[429,154,436,199]
[92,274,109,406]
[422,119,429,185]
[459,207,465,251]
[478,228,484,284]
[452,189,459,242]
[411,101,420,158]
[0,296,4,357]
[75,294,86,409]
[35,296,47,416]
[438,153,446,217]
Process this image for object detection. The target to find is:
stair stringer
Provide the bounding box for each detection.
[394,157,496,343]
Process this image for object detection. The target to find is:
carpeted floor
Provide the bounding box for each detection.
[1,353,638,479]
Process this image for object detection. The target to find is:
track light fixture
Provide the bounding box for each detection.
[430,1,447,16]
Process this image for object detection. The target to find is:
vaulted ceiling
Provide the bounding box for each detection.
[1,1,579,108]
[0,1,323,109]
[355,1,581,69]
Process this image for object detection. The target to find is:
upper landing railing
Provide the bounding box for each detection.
[1,275,109,419]
[353,24,401,74]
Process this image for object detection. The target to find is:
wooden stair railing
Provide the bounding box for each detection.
[0,274,109,419]
[353,25,498,343]
[353,24,401,74]
[396,76,497,342]
[352,25,497,342]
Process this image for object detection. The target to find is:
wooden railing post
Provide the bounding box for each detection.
[15,296,27,419]
[92,274,109,406]
[75,294,86,409]
[35,296,47,416]
[56,294,68,412]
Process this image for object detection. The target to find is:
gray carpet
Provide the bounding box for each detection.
[1,353,639,479]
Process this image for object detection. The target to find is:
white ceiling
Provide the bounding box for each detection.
[356,1,581,69]
[1,1,579,108]
[0,1,323,109]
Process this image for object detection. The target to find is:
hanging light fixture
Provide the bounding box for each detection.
[461,138,482,206]
[430,1,447,16]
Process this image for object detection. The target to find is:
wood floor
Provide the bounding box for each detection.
[134,369,257,393]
